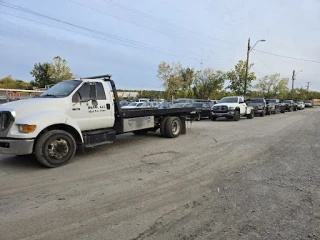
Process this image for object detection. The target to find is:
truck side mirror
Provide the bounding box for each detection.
[89,83,97,100]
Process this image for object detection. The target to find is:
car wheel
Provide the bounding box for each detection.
[260,110,265,117]
[35,130,76,168]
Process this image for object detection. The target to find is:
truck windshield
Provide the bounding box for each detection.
[220,97,238,103]
[247,98,264,103]
[39,80,81,98]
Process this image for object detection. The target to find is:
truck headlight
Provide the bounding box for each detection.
[18,124,36,133]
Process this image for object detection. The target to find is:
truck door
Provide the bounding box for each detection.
[239,97,246,114]
[69,81,114,131]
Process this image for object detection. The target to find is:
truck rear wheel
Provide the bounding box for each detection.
[35,130,76,168]
[160,116,170,137]
[165,117,181,138]
[233,111,240,121]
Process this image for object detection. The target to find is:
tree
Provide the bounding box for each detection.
[30,56,73,88]
[30,62,54,88]
[273,78,289,99]
[0,75,31,89]
[194,68,226,99]
[180,67,195,97]
[48,56,73,83]
[255,73,281,98]
[227,60,256,95]
[157,61,183,99]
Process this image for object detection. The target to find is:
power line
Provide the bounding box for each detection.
[252,51,276,73]
[254,49,320,64]
[100,0,240,46]
[66,0,237,51]
[0,11,232,63]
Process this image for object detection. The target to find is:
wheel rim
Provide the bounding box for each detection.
[47,138,69,161]
[172,120,180,135]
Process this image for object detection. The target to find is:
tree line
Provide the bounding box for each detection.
[1,56,319,100]
[153,60,320,100]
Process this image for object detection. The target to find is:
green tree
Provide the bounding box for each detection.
[194,68,226,99]
[227,60,256,95]
[180,67,195,97]
[255,73,281,98]
[0,75,31,89]
[30,62,54,88]
[48,56,73,83]
[273,78,289,99]
[30,56,73,87]
[157,61,183,99]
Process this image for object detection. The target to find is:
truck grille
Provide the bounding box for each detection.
[0,112,11,132]
[213,105,228,112]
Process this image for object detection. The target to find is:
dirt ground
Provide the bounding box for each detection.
[0,107,319,240]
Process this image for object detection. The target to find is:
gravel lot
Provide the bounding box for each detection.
[0,107,319,240]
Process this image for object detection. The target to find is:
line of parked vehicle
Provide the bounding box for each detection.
[120,97,315,122]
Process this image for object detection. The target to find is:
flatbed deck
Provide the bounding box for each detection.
[117,107,195,118]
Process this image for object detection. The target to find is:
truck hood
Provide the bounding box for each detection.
[213,103,238,108]
[247,102,264,107]
[0,98,69,116]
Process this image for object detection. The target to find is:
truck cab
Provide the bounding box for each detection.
[210,96,254,121]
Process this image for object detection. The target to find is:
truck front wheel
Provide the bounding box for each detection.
[35,130,77,168]
[165,117,181,138]
[233,111,240,121]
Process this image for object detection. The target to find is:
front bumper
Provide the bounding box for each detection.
[253,108,264,113]
[0,139,34,155]
[211,111,234,118]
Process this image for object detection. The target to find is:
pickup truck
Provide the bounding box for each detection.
[0,75,194,167]
[282,100,297,112]
[210,96,254,121]
[266,99,286,114]
[246,98,267,117]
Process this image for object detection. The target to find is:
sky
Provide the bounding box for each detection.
[0,0,320,91]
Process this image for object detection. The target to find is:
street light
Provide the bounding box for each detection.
[244,38,266,95]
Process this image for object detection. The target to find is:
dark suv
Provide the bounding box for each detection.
[246,98,267,116]
[282,100,297,112]
[266,99,286,113]
[191,101,211,120]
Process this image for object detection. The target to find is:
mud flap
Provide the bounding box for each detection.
[180,117,187,134]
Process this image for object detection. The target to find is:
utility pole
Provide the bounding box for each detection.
[244,38,250,96]
[291,70,295,100]
[306,81,311,99]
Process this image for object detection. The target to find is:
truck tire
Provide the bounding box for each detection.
[35,130,76,168]
[211,116,217,121]
[260,110,265,117]
[233,111,240,121]
[165,117,181,138]
[160,116,170,137]
[247,110,254,119]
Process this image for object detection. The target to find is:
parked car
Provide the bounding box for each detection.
[119,100,129,107]
[304,100,314,108]
[190,102,212,120]
[136,102,160,108]
[297,101,305,110]
[246,98,267,116]
[121,102,144,108]
[266,99,286,113]
[174,98,194,104]
[171,103,193,108]
[282,100,297,112]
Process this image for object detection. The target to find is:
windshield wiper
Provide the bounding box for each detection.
[40,94,58,98]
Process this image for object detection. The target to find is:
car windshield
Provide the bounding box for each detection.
[172,103,184,108]
[193,103,204,108]
[128,102,138,106]
[247,98,264,103]
[220,97,238,103]
[39,80,81,97]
